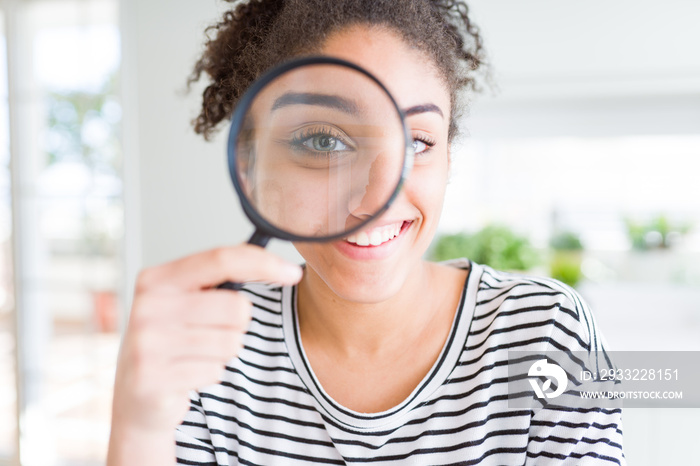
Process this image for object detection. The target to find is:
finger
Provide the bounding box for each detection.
[177,291,253,328]
[131,360,230,399]
[125,321,245,363]
[135,291,252,329]
[168,360,231,393]
[137,244,303,292]
[166,327,245,361]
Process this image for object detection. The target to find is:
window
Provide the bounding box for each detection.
[2,1,122,464]
[0,10,16,462]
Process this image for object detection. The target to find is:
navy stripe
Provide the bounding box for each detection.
[241,287,282,302]
[529,434,623,451]
[442,447,529,466]
[249,316,282,328]
[176,459,218,466]
[233,438,344,464]
[207,382,317,411]
[223,366,308,394]
[242,344,288,358]
[201,404,326,430]
[526,449,622,465]
[320,394,526,437]
[251,302,282,316]
[473,299,579,324]
[332,411,530,449]
[207,425,334,449]
[476,287,565,306]
[236,355,296,374]
[176,440,214,454]
[245,330,284,342]
[341,430,528,462]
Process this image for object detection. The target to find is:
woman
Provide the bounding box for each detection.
[108,0,625,464]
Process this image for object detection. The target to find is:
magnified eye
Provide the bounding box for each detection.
[290,124,355,155]
[303,134,350,152]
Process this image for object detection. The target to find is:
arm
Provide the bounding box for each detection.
[106,246,303,466]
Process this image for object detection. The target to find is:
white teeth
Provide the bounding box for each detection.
[382,229,391,243]
[345,222,404,247]
[356,231,370,246]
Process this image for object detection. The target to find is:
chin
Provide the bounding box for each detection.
[319,248,424,303]
[324,267,408,304]
[294,220,431,304]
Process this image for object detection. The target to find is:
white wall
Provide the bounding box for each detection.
[468,0,700,99]
[120,0,304,309]
[122,0,242,271]
[465,0,700,139]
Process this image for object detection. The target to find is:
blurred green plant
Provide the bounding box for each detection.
[43,74,122,257]
[625,215,692,250]
[430,224,539,271]
[549,230,583,251]
[549,230,584,287]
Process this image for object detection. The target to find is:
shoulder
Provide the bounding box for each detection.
[234,281,287,323]
[238,281,285,307]
[235,282,289,351]
[470,263,605,355]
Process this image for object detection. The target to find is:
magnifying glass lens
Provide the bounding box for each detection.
[233,62,407,239]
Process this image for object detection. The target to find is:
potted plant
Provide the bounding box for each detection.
[430,224,539,272]
[625,215,691,250]
[548,230,584,288]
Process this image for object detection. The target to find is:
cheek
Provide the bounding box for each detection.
[293,241,338,281]
[407,157,450,221]
[254,168,346,237]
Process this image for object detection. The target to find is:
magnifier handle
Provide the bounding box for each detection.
[215,230,271,292]
[216,281,245,291]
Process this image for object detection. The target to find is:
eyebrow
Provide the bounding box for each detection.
[403,103,444,118]
[271,92,359,115]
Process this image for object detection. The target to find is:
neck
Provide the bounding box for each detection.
[297,260,450,359]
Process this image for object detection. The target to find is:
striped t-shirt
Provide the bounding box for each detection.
[176,260,625,465]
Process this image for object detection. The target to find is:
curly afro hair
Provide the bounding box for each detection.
[188,0,486,141]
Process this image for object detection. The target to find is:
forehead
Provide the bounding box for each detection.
[318,25,451,116]
[249,60,408,127]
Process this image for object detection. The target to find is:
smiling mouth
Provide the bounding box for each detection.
[345,221,411,247]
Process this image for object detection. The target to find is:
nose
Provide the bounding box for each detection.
[347,150,400,220]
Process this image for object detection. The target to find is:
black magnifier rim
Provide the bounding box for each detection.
[227,55,413,243]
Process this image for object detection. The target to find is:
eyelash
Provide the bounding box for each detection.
[289,125,353,153]
[287,126,435,157]
[413,133,436,155]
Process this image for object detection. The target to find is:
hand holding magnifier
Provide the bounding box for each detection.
[218,57,413,290]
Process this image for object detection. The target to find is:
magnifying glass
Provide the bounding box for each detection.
[218,56,413,290]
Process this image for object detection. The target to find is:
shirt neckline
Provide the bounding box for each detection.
[281,260,482,431]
